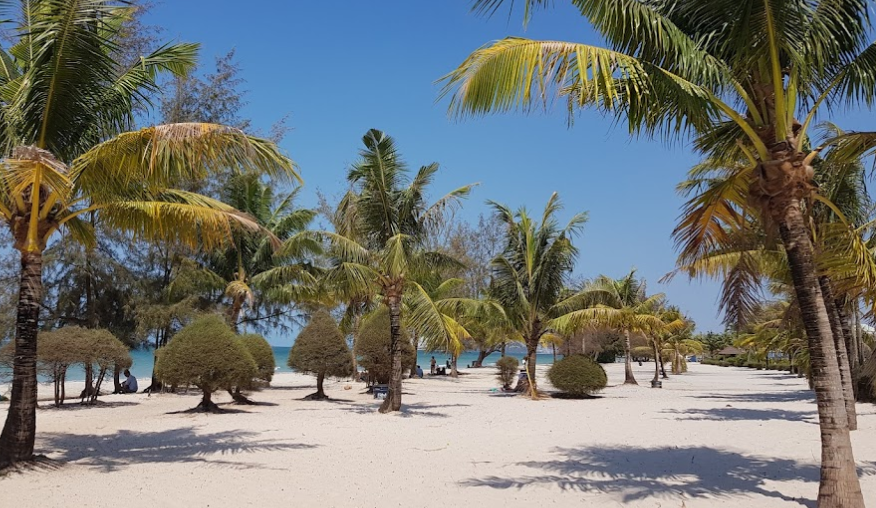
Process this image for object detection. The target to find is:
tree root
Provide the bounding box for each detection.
[230,392,257,405]
[303,392,329,401]
[191,400,224,413]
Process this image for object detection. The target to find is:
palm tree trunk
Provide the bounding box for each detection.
[819,277,857,431]
[450,354,459,378]
[854,307,864,366]
[0,251,43,468]
[778,199,864,507]
[350,314,361,381]
[623,329,637,385]
[838,300,858,376]
[379,293,404,413]
[409,331,419,378]
[652,341,660,385]
[227,294,244,333]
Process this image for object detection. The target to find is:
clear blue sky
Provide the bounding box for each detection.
[144,0,873,341]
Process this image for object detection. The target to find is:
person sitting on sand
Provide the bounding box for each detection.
[430,356,436,374]
[416,365,424,378]
[122,369,138,394]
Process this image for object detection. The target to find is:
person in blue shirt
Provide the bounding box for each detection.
[415,365,424,378]
[122,369,138,393]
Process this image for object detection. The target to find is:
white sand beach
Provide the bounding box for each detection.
[2,362,875,508]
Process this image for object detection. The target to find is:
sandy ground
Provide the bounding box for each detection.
[2,362,875,508]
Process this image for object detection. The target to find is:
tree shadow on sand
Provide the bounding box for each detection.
[39,427,318,472]
[693,391,815,404]
[660,407,817,423]
[460,445,876,507]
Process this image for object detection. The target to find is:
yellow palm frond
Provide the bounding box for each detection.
[64,197,259,251]
[71,123,300,199]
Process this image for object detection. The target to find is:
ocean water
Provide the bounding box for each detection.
[4,347,558,383]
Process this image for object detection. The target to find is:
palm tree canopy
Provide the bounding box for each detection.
[443,0,876,159]
[308,129,477,352]
[489,192,587,336]
[0,2,300,253]
[552,269,666,335]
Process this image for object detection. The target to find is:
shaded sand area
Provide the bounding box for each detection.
[3,363,876,507]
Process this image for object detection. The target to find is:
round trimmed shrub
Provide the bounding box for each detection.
[354,309,415,384]
[496,356,519,390]
[155,315,256,412]
[288,310,354,400]
[547,355,608,397]
[239,333,276,385]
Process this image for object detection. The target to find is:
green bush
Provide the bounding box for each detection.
[732,356,746,367]
[547,355,608,397]
[719,361,730,367]
[354,309,415,384]
[288,310,354,399]
[239,333,276,385]
[496,356,519,389]
[22,327,131,405]
[155,315,256,412]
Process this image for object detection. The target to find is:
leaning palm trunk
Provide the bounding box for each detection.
[839,305,859,385]
[776,198,863,506]
[0,252,43,466]
[379,294,404,413]
[652,341,661,386]
[623,329,637,385]
[819,277,857,430]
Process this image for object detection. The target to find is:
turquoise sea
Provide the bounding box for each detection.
[9,347,557,382]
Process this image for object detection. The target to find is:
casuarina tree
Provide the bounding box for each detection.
[287,310,354,400]
[154,315,256,412]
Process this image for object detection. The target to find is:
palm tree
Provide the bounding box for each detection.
[302,129,474,413]
[206,174,317,331]
[671,136,873,427]
[488,193,587,398]
[0,3,298,468]
[555,270,664,385]
[442,1,873,503]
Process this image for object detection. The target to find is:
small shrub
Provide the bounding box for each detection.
[354,309,415,384]
[155,315,256,412]
[547,355,608,397]
[496,356,519,390]
[288,310,354,400]
[240,333,276,385]
[227,333,276,404]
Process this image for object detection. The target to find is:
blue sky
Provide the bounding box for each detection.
[143,1,873,341]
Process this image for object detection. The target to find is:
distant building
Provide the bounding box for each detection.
[716,346,745,357]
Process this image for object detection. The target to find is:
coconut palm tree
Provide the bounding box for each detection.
[442,2,874,503]
[488,193,588,397]
[554,270,665,385]
[0,3,298,468]
[670,134,874,427]
[204,174,318,331]
[298,129,474,413]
